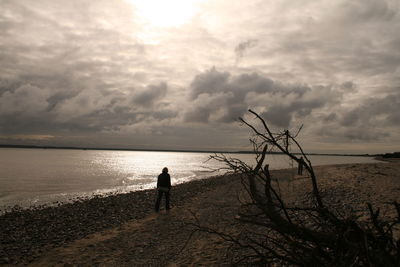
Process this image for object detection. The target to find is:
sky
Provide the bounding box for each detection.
[0,0,399,154]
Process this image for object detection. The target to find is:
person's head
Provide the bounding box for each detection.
[162,167,168,173]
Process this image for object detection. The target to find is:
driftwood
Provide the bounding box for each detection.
[192,109,400,266]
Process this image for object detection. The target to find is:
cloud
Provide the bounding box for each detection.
[132,82,167,107]
[235,39,258,64]
[185,68,343,127]
[316,125,391,142]
[338,0,397,23]
[0,0,399,152]
[0,135,54,141]
[184,66,398,145]
[0,79,173,135]
[223,0,400,88]
[0,0,177,136]
[0,84,49,115]
[340,93,400,128]
[189,67,231,100]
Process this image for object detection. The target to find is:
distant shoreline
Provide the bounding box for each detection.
[0,144,376,157]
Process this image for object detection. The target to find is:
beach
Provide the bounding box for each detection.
[1,160,399,266]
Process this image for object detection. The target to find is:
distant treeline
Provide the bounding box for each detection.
[382,152,400,158]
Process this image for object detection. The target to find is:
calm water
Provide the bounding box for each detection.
[0,148,379,210]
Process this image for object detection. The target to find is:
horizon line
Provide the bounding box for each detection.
[0,144,380,157]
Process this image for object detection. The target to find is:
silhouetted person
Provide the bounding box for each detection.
[155,167,171,212]
[298,157,304,175]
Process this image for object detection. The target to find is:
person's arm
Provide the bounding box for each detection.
[157,174,160,188]
[167,174,171,189]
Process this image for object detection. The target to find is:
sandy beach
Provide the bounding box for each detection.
[1,160,399,266]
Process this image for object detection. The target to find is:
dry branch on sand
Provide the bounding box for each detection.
[192,109,400,266]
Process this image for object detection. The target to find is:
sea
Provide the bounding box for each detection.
[0,148,380,211]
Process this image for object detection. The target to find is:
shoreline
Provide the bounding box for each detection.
[0,156,383,214]
[1,161,399,265]
[0,173,238,265]
[0,172,227,215]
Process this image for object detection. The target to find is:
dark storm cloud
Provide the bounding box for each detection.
[0,80,173,135]
[189,68,231,100]
[340,93,400,128]
[184,66,399,143]
[261,106,292,128]
[185,68,342,127]
[312,90,400,142]
[259,85,342,127]
[189,68,276,103]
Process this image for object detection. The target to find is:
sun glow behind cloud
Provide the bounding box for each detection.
[1,0,400,153]
[127,0,203,28]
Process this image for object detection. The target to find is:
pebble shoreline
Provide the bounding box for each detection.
[2,161,399,265]
[0,174,235,265]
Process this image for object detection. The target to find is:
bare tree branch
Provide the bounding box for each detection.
[187,110,400,266]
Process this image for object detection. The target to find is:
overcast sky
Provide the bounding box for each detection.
[0,0,399,153]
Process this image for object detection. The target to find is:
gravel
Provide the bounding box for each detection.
[0,174,235,265]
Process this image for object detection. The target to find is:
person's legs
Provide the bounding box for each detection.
[298,164,303,175]
[165,191,170,210]
[155,190,163,212]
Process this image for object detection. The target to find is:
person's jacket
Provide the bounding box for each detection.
[157,173,171,189]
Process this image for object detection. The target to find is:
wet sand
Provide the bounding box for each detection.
[1,160,399,266]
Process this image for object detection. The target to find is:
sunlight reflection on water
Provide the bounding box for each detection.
[0,148,380,210]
